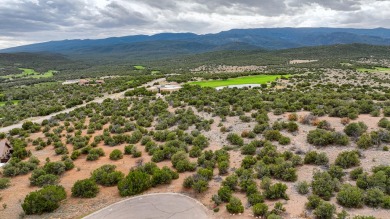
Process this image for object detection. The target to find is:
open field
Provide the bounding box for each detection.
[0,68,55,79]
[0,100,19,107]
[188,75,287,87]
[134,65,146,70]
[357,67,390,73]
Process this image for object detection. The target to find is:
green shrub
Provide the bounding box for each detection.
[189,146,202,157]
[118,169,151,196]
[183,176,194,188]
[30,169,59,187]
[91,165,124,186]
[124,145,134,155]
[0,178,10,189]
[193,134,209,149]
[253,124,269,134]
[378,118,390,128]
[271,201,286,215]
[171,151,196,172]
[316,153,329,165]
[382,196,390,209]
[151,167,178,186]
[307,129,349,146]
[352,216,376,219]
[222,174,239,191]
[328,165,345,180]
[356,173,381,191]
[364,187,385,207]
[314,202,336,219]
[227,133,244,146]
[306,195,323,210]
[304,151,329,165]
[287,122,299,132]
[357,134,373,149]
[109,149,123,160]
[335,151,360,169]
[197,168,213,181]
[278,136,291,145]
[218,186,233,202]
[304,151,318,164]
[307,129,334,146]
[267,214,283,219]
[253,203,268,217]
[311,171,335,200]
[264,130,282,141]
[336,184,364,208]
[22,185,66,215]
[296,181,310,195]
[71,178,99,198]
[71,150,81,160]
[226,197,244,214]
[192,179,209,193]
[241,144,256,155]
[218,160,229,175]
[241,155,256,169]
[260,176,272,190]
[248,192,264,205]
[344,122,368,137]
[349,167,363,180]
[265,183,288,200]
[44,161,66,175]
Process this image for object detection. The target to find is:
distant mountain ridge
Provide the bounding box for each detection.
[2,28,390,60]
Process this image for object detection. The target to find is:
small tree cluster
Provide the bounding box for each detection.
[307,129,349,146]
[91,164,124,186]
[334,150,360,169]
[304,151,329,165]
[71,178,99,198]
[22,185,66,215]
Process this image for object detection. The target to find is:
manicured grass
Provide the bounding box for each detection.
[134,65,146,70]
[357,67,390,73]
[0,100,20,107]
[151,70,160,74]
[0,68,55,79]
[126,80,135,85]
[188,75,289,88]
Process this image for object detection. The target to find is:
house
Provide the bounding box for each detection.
[159,84,182,93]
[0,140,13,163]
[95,80,105,85]
[79,79,90,85]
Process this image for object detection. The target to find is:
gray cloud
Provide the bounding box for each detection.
[96,2,151,28]
[0,0,389,48]
[288,0,362,11]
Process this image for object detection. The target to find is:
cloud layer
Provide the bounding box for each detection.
[0,0,389,48]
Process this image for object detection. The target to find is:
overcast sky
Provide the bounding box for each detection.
[0,0,389,49]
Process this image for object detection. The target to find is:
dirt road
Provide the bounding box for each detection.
[83,193,211,219]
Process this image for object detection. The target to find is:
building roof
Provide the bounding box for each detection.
[0,140,12,156]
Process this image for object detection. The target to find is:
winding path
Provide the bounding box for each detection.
[0,78,166,133]
[83,193,212,219]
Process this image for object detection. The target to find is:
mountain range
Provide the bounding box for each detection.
[1,28,390,61]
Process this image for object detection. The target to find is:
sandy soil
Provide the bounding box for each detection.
[2,109,389,219]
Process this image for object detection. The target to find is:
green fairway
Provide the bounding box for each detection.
[0,68,55,79]
[188,75,288,88]
[357,67,390,73]
[0,100,20,107]
[134,65,146,70]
